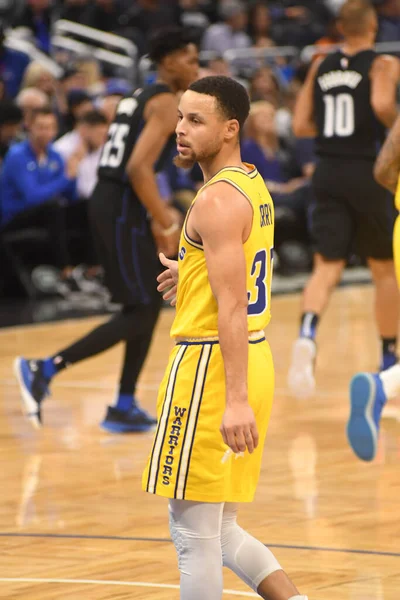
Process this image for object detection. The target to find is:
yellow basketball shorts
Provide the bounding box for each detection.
[142,336,274,503]
[394,214,400,289]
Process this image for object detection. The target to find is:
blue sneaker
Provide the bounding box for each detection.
[100,404,157,433]
[14,357,50,429]
[347,373,387,461]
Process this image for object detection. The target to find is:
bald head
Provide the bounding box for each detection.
[338,0,377,38]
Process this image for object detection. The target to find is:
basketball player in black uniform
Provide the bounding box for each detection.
[288,0,400,398]
[14,28,199,432]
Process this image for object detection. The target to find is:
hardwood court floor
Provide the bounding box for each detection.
[0,285,399,600]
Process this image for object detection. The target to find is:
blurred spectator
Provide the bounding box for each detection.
[13,0,52,54]
[314,16,343,57]
[0,25,30,98]
[248,2,275,47]
[376,0,400,42]
[0,107,80,274]
[201,0,252,56]
[75,110,108,199]
[81,0,128,33]
[59,89,93,136]
[269,0,333,47]
[75,58,102,94]
[241,101,310,201]
[0,101,23,164]
[249,66,280,105]
[16,87,49,131]
[55,109,107,199]
[120,0,180,55]
[21,62,56,100]
[97,81,130,124]
[178,0,210,45]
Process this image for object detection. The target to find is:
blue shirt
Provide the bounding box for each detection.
[0,48,30,98]
[241,139,286,183]
[0,140,76,227]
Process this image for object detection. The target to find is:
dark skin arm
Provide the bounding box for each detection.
[126,93,181,256]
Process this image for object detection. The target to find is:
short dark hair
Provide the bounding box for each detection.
[31,107,54,121]
[78,109,108,126]
[0,101,23,126]
[189,76,250,129]
[148,26,192,64]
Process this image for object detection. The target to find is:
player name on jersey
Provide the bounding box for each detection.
[318,70,363,92]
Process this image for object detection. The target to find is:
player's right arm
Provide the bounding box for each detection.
[193,182,259,455]
[126,93,180,255]
[374,114,400,194]
[370,55,400,129]
[292,58,322,138]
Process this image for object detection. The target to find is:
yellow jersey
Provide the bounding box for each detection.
[395,175,400,211]
[171,164,274,339]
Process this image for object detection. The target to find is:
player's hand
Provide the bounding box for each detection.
[157,253,178,306]
[220,402,259,455]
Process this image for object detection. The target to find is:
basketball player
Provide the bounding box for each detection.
[348,114,400,461]
[288,0,400,398]
[142,76,307,600]
[14,28,199,433]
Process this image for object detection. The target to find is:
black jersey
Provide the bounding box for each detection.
[97,83,176,183]
[313,49,386,159]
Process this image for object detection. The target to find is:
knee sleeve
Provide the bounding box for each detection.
[221,504,282,592]
[168,500,224,600]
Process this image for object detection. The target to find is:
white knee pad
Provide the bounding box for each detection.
[168,500,223,576]
[221,504,282,592]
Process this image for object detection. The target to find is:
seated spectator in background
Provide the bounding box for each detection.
[97,80,130,125]
[0,25,30,98]
[249,66,281,105]
[20,62,57,107]
[16,87,49,132]
[201,0,252,59]
[0,107,81,276]
[59,90,93,137]
[269,0,333,47]
[241,101,312,218]
[13,0,52,54]
[0,101,23,165]
[376,0,400,42]
[60,110,108,273]
[248,2,275,47]
[178,0,210,46]
[121,0,180,55]
[314,16,343,58]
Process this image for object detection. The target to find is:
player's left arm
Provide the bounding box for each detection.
[292,57,322,138]
[370,55,400,129]
[193,182,258,455]
[374,114,400,195]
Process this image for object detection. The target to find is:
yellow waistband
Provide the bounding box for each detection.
[175,330,265,344]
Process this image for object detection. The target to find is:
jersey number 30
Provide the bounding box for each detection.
[247,248,273,316]
[323,93,355,138]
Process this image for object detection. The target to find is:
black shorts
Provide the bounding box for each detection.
[311,157,395,260]
[88,180,162,306]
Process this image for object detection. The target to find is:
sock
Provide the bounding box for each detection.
[114,393,134,412]
[42,356,67,380]
[381,337,397,371]
[380,363,400,400]
[300,312,319,340]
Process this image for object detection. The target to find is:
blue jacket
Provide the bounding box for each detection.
[0,140,77,227]
[0,48,30,98]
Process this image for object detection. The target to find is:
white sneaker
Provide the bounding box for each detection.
[288,338,316,398]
